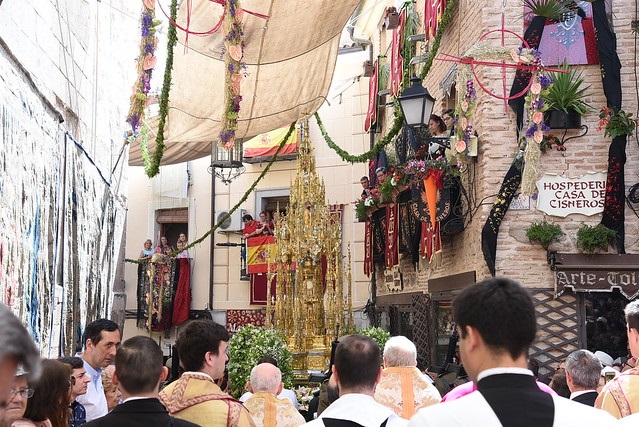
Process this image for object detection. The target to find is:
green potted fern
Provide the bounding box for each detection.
[525,220,564,250]
[576,224,617,255]
[544,60,592,129]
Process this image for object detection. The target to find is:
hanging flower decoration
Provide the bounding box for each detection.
[521,53,553,195]
[219,0,247,150]
[454,79,477,154]
[126,0,161,133]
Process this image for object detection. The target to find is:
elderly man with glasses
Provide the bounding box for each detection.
[0,365,33,427]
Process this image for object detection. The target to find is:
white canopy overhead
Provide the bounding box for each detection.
[129,0,361,166]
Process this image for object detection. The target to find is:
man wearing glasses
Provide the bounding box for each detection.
[1,365,33,426]
[60,356,91,427]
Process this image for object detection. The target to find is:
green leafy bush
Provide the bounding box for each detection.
[525,220,564,250]
[576,224,617,254]
[227,325,293,398]
[356,326,391,354]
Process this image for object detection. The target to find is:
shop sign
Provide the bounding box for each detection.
[536,172,606,217]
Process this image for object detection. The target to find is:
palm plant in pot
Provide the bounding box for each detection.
[543,60,592,129]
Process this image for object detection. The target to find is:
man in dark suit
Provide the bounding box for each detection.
[565,350,601,406]
[84,336,199,427]
[408,277,615,427]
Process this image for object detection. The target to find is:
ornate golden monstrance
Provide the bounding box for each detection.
[266,121,354,380]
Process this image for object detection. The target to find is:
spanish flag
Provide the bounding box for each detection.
[246,235,276,274]
[243,127,298,159]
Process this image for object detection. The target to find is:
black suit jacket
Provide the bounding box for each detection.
[571,390,598,406]
[83,398,200,427]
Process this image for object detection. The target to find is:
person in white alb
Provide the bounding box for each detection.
[76,319,121,422]
[408,277,616,427]
[305,334,408,427]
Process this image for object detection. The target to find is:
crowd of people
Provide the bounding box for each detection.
[1,276,639,426]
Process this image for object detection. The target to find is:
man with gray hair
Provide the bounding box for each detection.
[244,363,305,427]
[374,336,440,419]
[564,350,601,406]
[0,304,40,417]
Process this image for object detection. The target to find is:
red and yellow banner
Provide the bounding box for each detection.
[386,203,399,269]
[247,235,276,274]
[390,10,406,97]
[364,60,378,132]
[243,126,298,159]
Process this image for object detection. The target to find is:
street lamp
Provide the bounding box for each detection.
[209,140,246,184]
[397,76,435,128]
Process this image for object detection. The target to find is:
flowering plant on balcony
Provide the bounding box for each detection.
[379,166,411,200]
[354,188,381,221]
[597,107,639,139]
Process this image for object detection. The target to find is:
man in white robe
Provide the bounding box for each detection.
[408,277,616,427]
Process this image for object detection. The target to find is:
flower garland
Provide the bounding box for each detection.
[145,0,179,178]
[453,77,477,156]
[219,0,247,150]
[521,58,553,195]
[126,0,161,134]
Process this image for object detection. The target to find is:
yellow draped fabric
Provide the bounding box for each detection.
[374,366,441,419]
[243,391,305,427]
[159,372,255,427]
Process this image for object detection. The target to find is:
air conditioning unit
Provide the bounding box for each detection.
[215,209,245,232]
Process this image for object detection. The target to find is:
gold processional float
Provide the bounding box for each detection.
[265,121,354,380]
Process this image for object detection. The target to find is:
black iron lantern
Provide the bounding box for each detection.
[397,76,435,129]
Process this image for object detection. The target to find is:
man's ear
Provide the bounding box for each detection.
[331,365,339,385]
[382,357,388,369]
[112,370,120,386]
[247,381,253,393]
[464,325,480,350]
[277,382,283,395]
[160,366,169,382]
[375,365,383,385]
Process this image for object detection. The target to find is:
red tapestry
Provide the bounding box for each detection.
[249,273,277,306]
[226,309,266,334]
[385,203,399,269]
[364,60,378,132]
[389,10,406,97]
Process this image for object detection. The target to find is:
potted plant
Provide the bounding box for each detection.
[576,224,617,255]
[543,60,592,129]
[597,107,639,138]
[525,220,564,250]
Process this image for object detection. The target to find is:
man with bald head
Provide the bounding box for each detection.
[243,363,305,427]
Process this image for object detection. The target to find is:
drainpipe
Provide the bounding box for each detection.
[347,25,378,326]
[209,169,216,310]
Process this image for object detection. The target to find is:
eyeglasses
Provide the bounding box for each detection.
[9,388,34,399]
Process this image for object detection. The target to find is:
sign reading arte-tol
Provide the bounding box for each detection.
[556,270,639,300]
[536,172,607,217]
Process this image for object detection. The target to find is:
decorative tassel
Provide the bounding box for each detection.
[521,140,540,195]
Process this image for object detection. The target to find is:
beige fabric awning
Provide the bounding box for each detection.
[129,0,361,166]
